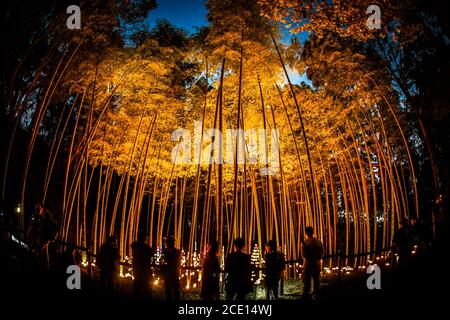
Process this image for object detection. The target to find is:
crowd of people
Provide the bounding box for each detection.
[1,198,444,301]
[0,207,364,301]
[92,228,323,300]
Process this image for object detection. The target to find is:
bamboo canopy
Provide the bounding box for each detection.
[1,0,422,265]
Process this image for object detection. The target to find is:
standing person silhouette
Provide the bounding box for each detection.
[394,218,412,269]
[97,235,120,293]
[161,235,181,300]
[301,227,324,299]
[264,240,285,300]
[131,233,154,298]
[200,240,220,300]
[225,238,253,300]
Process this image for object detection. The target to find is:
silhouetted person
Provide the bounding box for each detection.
[394,218,412,269]
[131,234,154,298]
[264,240,285,300]
[97,235,120,292]
[301,227,324,299]
[225,238,253,300]
[1,221,35,291]
[161,235,181,300]
[200,240,220,300]
[26,207,43,253]
[26,203,58,270]
[410,217,432,253]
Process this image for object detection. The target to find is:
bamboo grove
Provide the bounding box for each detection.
[1,0,422,266]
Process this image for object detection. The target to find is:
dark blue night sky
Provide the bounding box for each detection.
[147,0,208,33]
